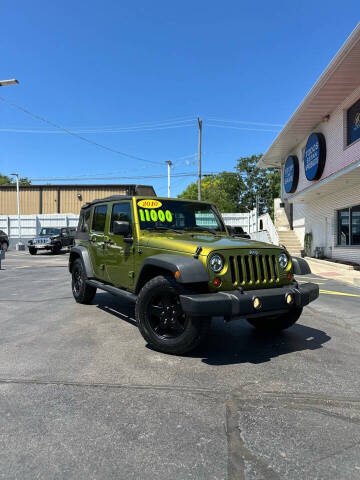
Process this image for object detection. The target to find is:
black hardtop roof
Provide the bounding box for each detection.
[81,195,135,209]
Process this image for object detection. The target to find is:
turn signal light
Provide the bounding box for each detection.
[174,270,181,279]
[213,277,222,288]
[287,272,293,280]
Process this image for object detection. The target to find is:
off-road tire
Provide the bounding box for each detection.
[1,242,8,252]
[29,247,37,255]
[135,275,211,355]
[247,307,303,332]
[52,243,61,254]
[71,258,97,304]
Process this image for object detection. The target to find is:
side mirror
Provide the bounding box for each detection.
[113,221,130,236]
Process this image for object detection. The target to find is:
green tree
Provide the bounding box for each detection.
[236,154,280,217]
[178,171,245,212]
[0,174,31,186]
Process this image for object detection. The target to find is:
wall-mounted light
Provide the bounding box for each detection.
[77,193,82,201]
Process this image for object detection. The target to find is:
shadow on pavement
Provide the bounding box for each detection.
[93,293,331,365]
[195,318,331,366]
[95,293,137,327]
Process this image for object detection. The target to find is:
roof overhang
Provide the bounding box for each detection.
[258,23,360,169]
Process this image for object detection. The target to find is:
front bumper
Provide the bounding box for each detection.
[179,282,319,320]
[28,243,52,249]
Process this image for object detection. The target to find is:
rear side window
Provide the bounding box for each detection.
[78,208,91,233]
[92,205,108,232]
[110,203,132,232]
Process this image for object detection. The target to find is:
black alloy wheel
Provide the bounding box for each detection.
[71,258,97,304]
[135,275,211,355]
[52,243,61,254]
[148,291,189,339]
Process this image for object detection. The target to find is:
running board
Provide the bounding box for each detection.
[86,279,137,303]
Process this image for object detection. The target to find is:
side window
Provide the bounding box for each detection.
[78,208,91,233]
[92,205,108,232]
[61,228,68,236]
[110,203,132,233]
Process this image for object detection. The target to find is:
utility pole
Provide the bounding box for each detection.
[165,161,172,198]
[11,173,24,250]
[197,117,202,200]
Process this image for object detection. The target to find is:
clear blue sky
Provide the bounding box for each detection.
[1,1,358,196]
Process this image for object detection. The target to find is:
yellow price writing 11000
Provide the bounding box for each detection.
[138,208,173,223]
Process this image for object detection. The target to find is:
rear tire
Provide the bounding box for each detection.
[1,242,8,252]
[135,275,211,355]
[29,247,37,255]
[247,307,303,332]
[71,258,97,304]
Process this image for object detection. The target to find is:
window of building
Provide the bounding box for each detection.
[110,203,132,233]
[347,98,360,146]
[337,206,360,246]
[92,205,108,232]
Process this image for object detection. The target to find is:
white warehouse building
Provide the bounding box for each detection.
[259,24,360,264]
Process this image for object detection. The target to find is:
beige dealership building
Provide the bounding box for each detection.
[0,184,155,215]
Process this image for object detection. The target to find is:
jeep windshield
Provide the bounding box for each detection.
[136,199,226,233]
[39,228,60,236]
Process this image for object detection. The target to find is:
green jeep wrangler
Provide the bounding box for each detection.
[69,195,319,354]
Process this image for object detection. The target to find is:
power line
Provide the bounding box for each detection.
[205,116,284,127]
[206,124,280,133]
[30,171,207,182]
[0,118,197,134]
[30,169,246,183]
[0,95,164,165]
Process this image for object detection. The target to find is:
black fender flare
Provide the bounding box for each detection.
[136,254,209,292]
[292,256,311,275]
[69,245,94,278]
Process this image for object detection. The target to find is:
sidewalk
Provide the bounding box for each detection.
[305,257,360,287]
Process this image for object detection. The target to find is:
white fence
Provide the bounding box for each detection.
[222,209,258,233]
[0,214,79,239]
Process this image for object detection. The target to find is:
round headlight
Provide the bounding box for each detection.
[278,253,289,270]
[209,254,224,273]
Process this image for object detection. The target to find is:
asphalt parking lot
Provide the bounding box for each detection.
[1,251,360,479]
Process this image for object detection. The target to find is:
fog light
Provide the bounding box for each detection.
[213,277,222,288]
[253,297,262,310]
[286,293,294,305]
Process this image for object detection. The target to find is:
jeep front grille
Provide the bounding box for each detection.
[229,254,279,286]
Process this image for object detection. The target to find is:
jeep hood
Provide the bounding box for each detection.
[139,231,278,255]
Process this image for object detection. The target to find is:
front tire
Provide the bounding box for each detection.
[135,275,211,355]
[247,307,303,332]
[52,243,61,254]
[29,247,37,255]
[71,258,97,304]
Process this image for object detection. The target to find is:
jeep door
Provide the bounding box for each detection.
[88,203,109,281]
[104,201,134,289]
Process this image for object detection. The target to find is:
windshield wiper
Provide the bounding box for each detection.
[184,226,219,235]
[146,226,183,234]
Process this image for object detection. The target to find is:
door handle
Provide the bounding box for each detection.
[104,239,113,246]
[89,237,96,243]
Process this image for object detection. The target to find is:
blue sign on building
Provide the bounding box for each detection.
[303,132,326,181]
[283,155,299,194]
[347,98,360,146]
